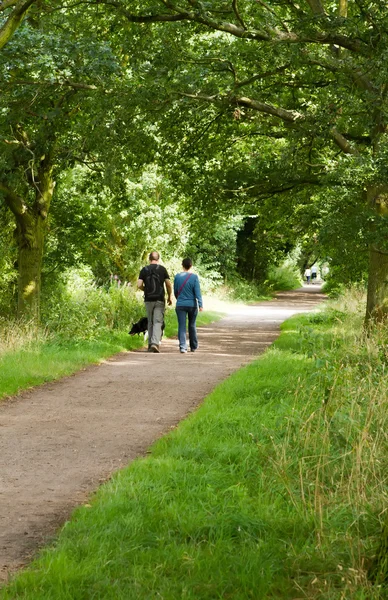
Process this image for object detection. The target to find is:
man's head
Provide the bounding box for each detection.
[182,257,192,270]
[148,251,160,263]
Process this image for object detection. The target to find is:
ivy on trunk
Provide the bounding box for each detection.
[0,156,54,321]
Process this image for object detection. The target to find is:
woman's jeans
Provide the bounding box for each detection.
[175,306,198,351]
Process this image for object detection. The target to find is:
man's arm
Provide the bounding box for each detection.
[137,278,144,290]
[165,279,173,305]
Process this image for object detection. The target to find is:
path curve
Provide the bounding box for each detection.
[0,286,325,580]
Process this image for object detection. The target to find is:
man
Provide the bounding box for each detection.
[137,251,172,353]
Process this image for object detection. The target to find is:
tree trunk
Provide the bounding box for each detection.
[1,158,54,321]
[365,187,388,324]
[365,247,388,324]
[16,214,46,320]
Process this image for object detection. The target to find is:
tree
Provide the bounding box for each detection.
[0,7,164,319]
[0,18,123,318]
[105,0,388,321]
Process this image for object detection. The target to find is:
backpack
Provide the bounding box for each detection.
[144,266,163,300]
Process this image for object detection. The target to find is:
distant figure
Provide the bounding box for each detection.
[311,265,318,283]
[137,251,172,353]
[304,268,311,284]
[174,257,203,354]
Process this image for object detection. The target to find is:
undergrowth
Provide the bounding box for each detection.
[1,291,386,598]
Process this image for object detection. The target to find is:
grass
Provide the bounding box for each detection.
[0,309,223,401]
[0,295,386,599]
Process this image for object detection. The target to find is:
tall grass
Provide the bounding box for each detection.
[0,318,50,355]
[0,267,223,400]
[1,291,386,598]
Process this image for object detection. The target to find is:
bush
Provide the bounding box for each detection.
[41,266,144,341]
[266,259,302,291]
[217,274,270,302]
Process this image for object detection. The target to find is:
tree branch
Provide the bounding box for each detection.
[305,0,326,16]
[224,177,322,196]
[255,0,290,32]
[0,0,36,49]
[178,91,305,123]
[92,0,363,53]
[234,64,291,89]
[5,78,98,90]
[232,0,246,30]
[0,0,19,11]
[331,128,359,154]
[0,181,28,218]
[234,96,304,122]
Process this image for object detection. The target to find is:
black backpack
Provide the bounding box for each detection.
[144,266,163,300]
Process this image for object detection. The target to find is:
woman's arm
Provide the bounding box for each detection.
[194,276,203,309]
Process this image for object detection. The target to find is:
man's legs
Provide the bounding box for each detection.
[187,307,198,351]
[148,300,165,348]
[145,302,155,348]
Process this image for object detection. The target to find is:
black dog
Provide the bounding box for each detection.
[128,317,165,337]
[128,316,148,336]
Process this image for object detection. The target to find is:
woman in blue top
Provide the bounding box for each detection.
[174,258,203,354]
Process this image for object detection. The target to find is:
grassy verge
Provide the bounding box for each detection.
[1,299,386,598]
[0,309,223,401]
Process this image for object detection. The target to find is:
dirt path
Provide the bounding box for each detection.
[0,286,325,580]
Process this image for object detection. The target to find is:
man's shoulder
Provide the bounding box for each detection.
[140,264,169,279]
[139,266,148,278]
[159,265,170,279]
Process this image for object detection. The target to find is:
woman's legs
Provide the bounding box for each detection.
[187,307,198,351]
[175,307,188,351]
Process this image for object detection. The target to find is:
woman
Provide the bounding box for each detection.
[174,258,203,354]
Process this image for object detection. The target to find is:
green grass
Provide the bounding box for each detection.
[0,310,223,400]
[1,303,386,599]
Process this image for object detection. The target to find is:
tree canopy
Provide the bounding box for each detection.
[1,0,388,321]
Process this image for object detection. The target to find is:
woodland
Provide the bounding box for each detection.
[1,0,388,323]
[0,2,388,596]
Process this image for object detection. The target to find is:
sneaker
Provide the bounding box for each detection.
[190,349,197,353]
[150,344,160,353]
[180,349,187,353]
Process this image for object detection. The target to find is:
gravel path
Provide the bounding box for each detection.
[0,286,325,580]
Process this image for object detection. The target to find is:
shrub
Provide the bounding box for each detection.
[41,266,144,341]
[266,258,302,291]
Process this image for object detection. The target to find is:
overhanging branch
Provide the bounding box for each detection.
[234,96,304,122]
[178,91,305,123]
[91,0,363,53]
[0,182,28,218]
[0,0,36,49]
[5,79,98,90]
[331,128,359,155]
[224,177,322,197]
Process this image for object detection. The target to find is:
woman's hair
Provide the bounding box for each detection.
[182,257,192,270]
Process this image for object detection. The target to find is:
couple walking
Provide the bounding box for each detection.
[137,251,203,354]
